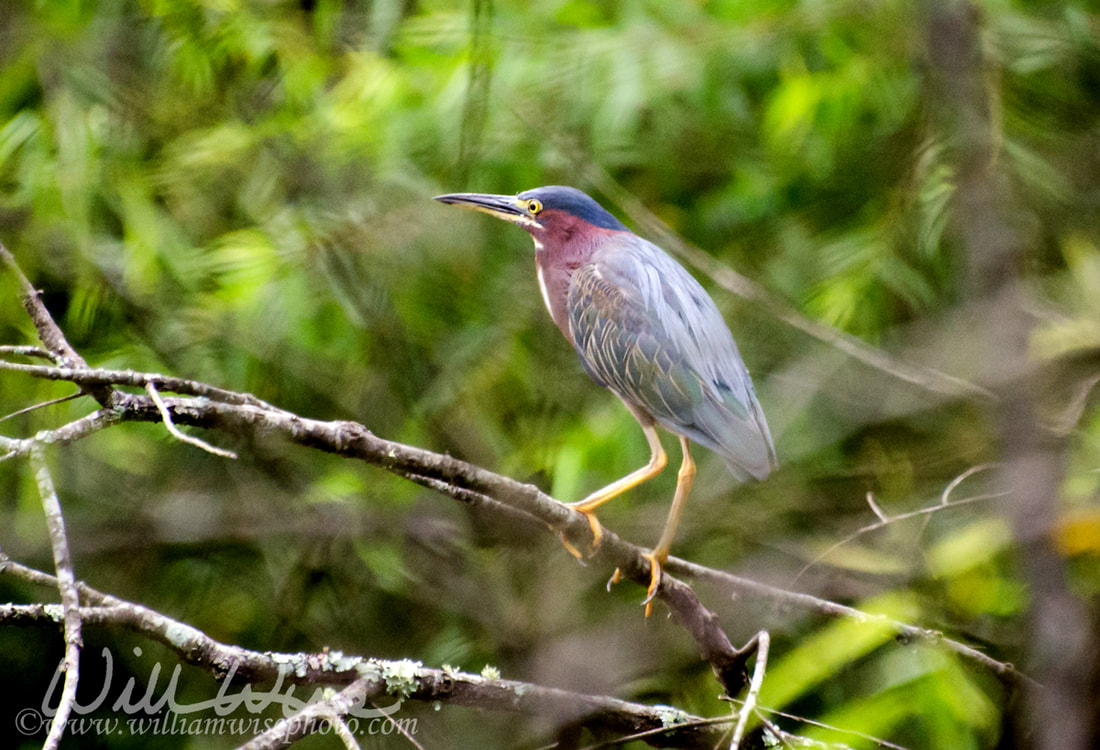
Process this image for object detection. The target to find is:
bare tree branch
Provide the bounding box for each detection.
[0,409,124,463]
[28,444,83,750]
[0,358,282,411]
[0,562,730,749]
[734,702,914,750]
[0,344,61,361]
[75,388,1024,687]
[730,631,769,750]
[676,555,1027,687]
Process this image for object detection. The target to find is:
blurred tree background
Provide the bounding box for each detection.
[2,0,1099,747]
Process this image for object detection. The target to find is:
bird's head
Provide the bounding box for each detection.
[433,186,627,248]
[434,186,630,339]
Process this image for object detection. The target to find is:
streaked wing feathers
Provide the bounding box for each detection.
[567,235,776,481]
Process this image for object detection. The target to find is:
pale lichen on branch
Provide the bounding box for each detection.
[0,560,729,749]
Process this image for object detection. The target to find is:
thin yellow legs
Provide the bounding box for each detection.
[560,422,667,558]
[640,436,695,616]
[559,422,696,618]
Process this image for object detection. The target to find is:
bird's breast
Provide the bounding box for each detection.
[533,244,578,343]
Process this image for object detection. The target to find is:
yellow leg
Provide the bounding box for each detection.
[640,436,695,617]
[561,420,667,556]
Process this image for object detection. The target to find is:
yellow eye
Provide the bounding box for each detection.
[526,199,543,214]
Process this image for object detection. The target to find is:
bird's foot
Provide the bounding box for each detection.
[604,556,662,617]
[559,505,604,561]
[640,551,665,618]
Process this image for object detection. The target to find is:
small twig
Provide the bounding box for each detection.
[792,464,1004,584]
[401,471,550,542]
[0,358,281,410]
[322,706,364,750]
[0,391,82,423]
[29,443,83,750]
[912,462,1002,546]
[734,700,914,750]
[566,716,733,750]
[0,344,60,361]
[573,694,910,750]
[145,383,238,459]
[754,715,798,750]
[0,409,124,464]
[407,470,501,505]
[940,462,998,506]
[1048,372,1100,435]
[371,700,426,750]
[730,631,769,750]
[865,492,889,523]
[238,677,372,750]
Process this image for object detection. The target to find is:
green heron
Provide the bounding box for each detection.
[435,186,776,615]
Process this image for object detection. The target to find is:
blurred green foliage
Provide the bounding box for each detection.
[2,0,1099,748]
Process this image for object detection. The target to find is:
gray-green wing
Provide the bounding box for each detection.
[567,235,776,481]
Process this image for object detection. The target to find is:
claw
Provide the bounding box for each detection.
[640,551,664,618]
[559,533,587,564]
[605,557,662,617]
[558,508,604,561]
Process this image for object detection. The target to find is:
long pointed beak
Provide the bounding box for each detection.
[433,192,541,228]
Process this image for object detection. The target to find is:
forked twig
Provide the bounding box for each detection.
[792,463,1003,583]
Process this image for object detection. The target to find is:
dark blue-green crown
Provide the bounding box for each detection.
[518,186,627,231]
